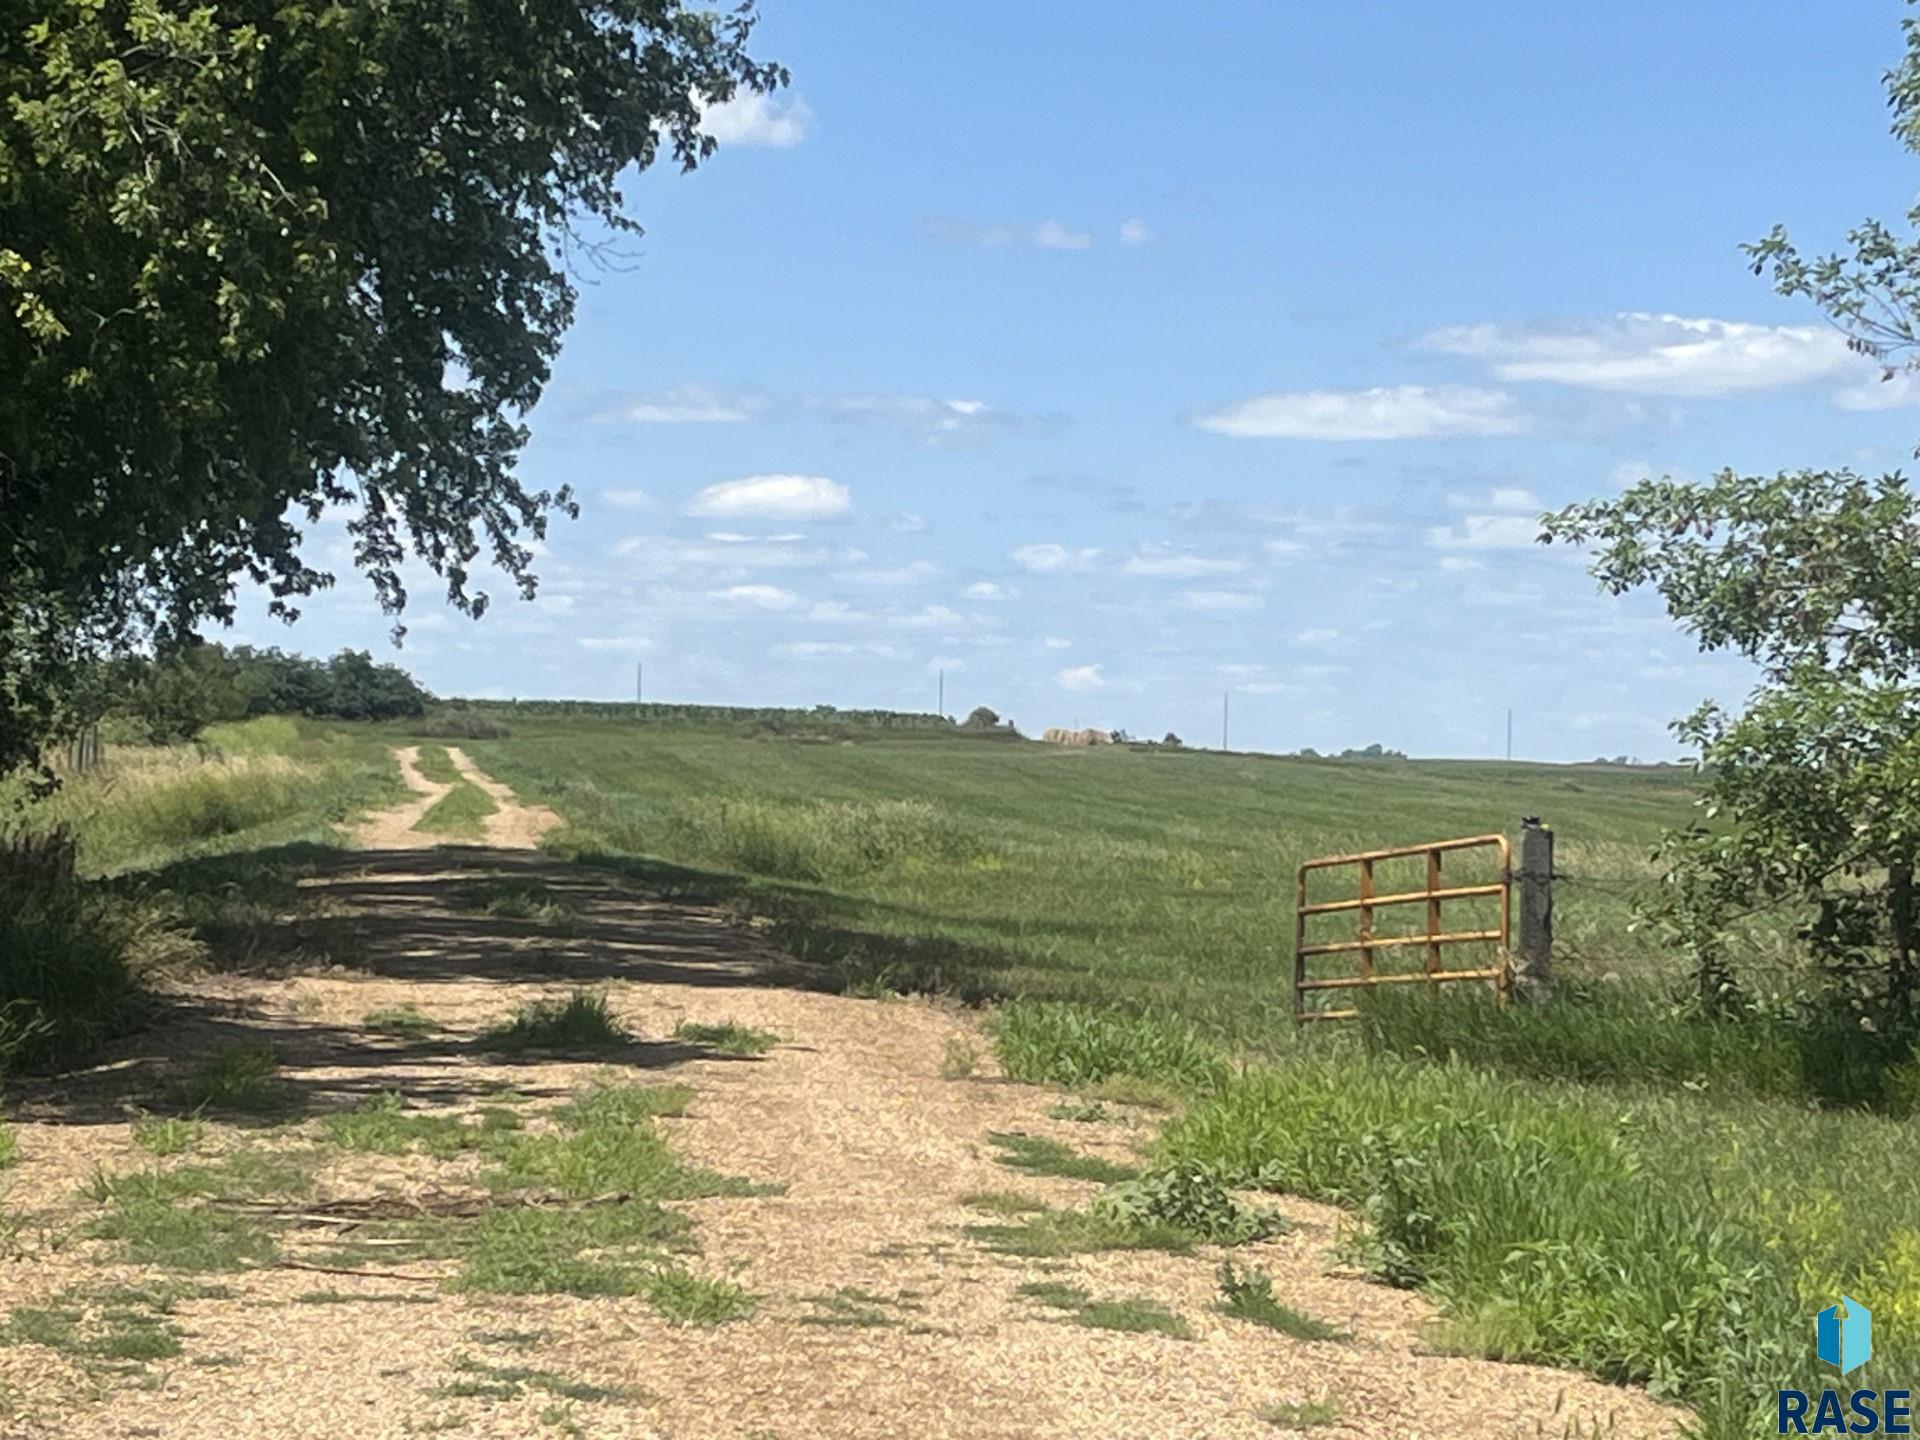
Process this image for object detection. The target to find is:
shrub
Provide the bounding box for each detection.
[417,710,512,740]
[1093,1161,1288,1245]
[0,886,160,1073]
[480,991,630,1054]
[990,1001,1226,1092]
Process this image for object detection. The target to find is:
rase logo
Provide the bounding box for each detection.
[1779,1296,1912,1435]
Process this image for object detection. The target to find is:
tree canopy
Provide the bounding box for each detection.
[0,0,783,776]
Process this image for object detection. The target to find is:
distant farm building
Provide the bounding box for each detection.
[1042,727,1113,747]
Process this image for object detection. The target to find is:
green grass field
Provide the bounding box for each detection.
[9,709,1916,1436]
[459,718,1700,1047]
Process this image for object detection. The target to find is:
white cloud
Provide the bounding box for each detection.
[610,534,839,572]
[601,488,655,509]
[1012,543,1099,573]
[577,634,654,652]
[1296,628,1341,644]
[1439,555,1485,573]
[1042,636,1072,650]
[921,215,1094,250]
[1056,664,1106,692]
[887,512,928,532]
[687,475,851,521]
[592,386,766,424]
[889,604,966,630]
[1195,385,1527,440]
[965,581,1013,600]
[1184,590,1262,611]
[808,600,868,624]
[1427,514,1544,550]
[714,584,799,609]
[1123,546,1247,577]
[1418,313,1854,396]
[1118,217,1151,247]
[843,560,938,585]
[698,90,814,147]
[1490,486,1541,511]
[811,393,1061,446]
[1833,368,1920,411]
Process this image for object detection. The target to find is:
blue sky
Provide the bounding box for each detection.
[229,1,1920,760]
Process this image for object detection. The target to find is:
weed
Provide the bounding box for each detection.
[480,990,630,1054]
[466,880,579,924]
[364,1005,438,1036]
[469,1328,548,1349]
[1093,1162,1288,1245]
[321,1092,519,1157]
[959,1189,1050,1215]
[987,1131,1139,1183]
[1260,1396,1341,1429]
[89,1193,277,1271]
[553,1080,693,1127]
[940,1037,981,1079]
[0,1283,208,1375]
[641,1265,758,1325]
[1048,1100,1113,1123]
[430,1353,643,1404]
[800,1287,908,1328]
[1014,1280,1192,1338]
[167,1043,297,1114]
[454,1202,691,1297]
[411,746,461,785]
[1216,1263,1346,1341]
[671,1020,780,1056]
[965,1206,1197,1258]
[0,1127,15,1168]
[131,1114,206,1156]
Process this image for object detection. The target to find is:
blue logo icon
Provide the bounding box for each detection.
[1819,1297,1874,1376]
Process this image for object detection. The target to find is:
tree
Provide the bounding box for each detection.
[0,1,784,778]
[1541,16,1920,1036]
[961,706,1001,731]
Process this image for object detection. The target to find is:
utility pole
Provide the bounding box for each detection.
[636,661,644,705]
[1506,707,1512,762]
[938,667,944,718]
[1222,689,1230,752]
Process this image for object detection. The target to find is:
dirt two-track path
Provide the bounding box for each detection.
[0,750,1685,1439]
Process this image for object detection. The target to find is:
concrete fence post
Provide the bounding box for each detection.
[1512,817,1553,1002]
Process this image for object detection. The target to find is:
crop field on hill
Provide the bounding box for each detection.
[458,716,1703,1047]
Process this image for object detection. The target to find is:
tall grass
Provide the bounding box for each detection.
[1157,1054,1920,1439]
[663,795,985,883]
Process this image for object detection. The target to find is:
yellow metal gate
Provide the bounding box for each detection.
[1292,833,1511,1023]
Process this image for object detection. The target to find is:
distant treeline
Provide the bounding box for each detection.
[78,643,433,745]
[446,698,953,729]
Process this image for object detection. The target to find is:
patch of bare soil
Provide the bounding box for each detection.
[0,756,1687,1439]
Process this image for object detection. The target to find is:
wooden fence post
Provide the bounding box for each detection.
[1511,817,1553,1002]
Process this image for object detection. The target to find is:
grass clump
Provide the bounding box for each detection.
[959,1189,1049,1215]
[0,1127,15,1169]
[991,1001,1224,1092]
[1157,1052,1920,1438]
[166,1043,298,1114]
[0,1282,218,1377]
[639,1265,757,1325]
[965,1204,1197,1258]
[431,1353,643,1404]
[1014,1280,1192,1339]
[480,990,629,1054]
[666,794,985,884]
[940,1037,981,1078]
[988,1131,1139,1183]
[1260,1396,1341,1429]
[0,883,158,1073]
[131,1114,205,1156]
[321,1093,521,1157]
[466,880,580,924]
[363,1005,438,1036]
[411,746,461,784]
[455,1202,691,1297]
[1216,1262,1345,1341]
[552,1080,692,1127]
[671,1020,779,1056]
[89,1193,277,1271]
